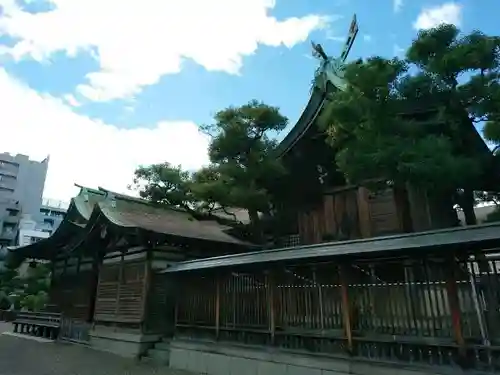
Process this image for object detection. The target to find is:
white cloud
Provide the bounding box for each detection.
[0,0,328,102]
[413,2,462,30]
[393,0,403,13]
[62,94,80,107]
[0,68,210,201]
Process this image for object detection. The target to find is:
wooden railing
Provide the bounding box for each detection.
[174,254,500,372]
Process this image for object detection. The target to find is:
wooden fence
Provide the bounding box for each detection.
[173,254,500,372]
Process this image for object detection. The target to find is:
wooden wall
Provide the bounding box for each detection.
[145,273,175,334]
[93,257,149,325]
[49,255,97,321]
[298,187,403,245]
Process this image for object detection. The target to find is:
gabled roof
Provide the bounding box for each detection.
[69,184,106,221]
[96,196,253,246]
[10,185,255,261]
[276,88,325,157]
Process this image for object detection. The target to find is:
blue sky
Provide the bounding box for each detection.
[0,0,498,202]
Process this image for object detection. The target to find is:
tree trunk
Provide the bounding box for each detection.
[248,209,264,244]
[461,189,477,225]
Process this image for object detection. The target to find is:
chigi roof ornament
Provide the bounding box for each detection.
[311,14,359,92]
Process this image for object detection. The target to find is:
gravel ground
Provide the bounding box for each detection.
[0,323,192,375]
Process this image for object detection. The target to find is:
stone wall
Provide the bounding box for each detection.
[169,339,454,375]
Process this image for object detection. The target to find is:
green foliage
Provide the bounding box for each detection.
[200,100,288,225]
[130,163,194,210]
[0,291,11,310]
[0,262,50,312]
[321,24,499,198]
[132,101,288,237]
[20,291,48,312]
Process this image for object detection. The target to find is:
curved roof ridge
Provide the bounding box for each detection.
[276,88,326,157]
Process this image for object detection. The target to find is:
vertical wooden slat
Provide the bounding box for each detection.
[115,254,124,318]
[314,269,324,330]
[215,274,221,339]
[357,187,371,238]
[334,194,345,238]
[345,189,360,238]
[324,195,334,236]
[267,271,276,344]
[140,256,151,330]
[445,257,465,356]
[339,265,353,353]
[174,276,179,329]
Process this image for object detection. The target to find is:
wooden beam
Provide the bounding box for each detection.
[339,264,353,353]
[267,271,276,344]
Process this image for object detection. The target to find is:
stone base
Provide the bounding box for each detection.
[89,325,161,358]
[169,339,447,375]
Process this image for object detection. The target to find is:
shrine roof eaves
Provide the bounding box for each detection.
[163,222,500,273]
[96,199,254,247]
[7,219,85,261]
[276,88,325,157]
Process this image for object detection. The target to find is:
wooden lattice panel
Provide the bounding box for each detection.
[94,260,148,324]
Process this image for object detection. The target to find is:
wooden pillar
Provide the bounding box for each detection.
[339,264,353,353]
[174,279,179,329]
[88,254,100,323]
[357,187,371,238]
[115,253,124,318]
[476,252,500,340]
[444,257,465,356]
[140,249,152,332]
[215,273,221,339]
[313,268,324,330]
[267,270,276,344]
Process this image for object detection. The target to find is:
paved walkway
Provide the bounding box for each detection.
[0,322,192,375]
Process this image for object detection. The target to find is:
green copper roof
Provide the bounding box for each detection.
[276,88,326,157]
[71,185,106,221]
[11,187,254,262]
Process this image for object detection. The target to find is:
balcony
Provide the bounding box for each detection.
[0,230,15,241]
[3,215,19,224]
